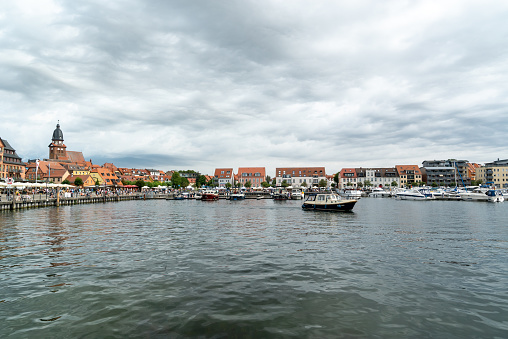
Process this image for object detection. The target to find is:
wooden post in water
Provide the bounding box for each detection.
[56,188,60,207]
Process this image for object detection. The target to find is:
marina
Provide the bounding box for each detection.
[1,198,507,337]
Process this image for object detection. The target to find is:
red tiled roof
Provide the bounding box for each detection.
[395,165,422,175]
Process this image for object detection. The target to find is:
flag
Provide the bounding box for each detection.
[35,159,40,183]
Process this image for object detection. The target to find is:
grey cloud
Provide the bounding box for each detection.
[1,0,508,175]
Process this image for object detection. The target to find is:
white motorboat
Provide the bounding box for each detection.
[339,189,362,199]
[486,190,504,203]
[395,188,435,200]
[458,188,489,201]
[369,187,391,198]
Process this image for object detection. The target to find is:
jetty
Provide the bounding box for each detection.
[0,192,168,211]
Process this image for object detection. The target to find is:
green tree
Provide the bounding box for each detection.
[135,179,145,188]
[357,182,363,188]
[318,179,327,188]
[271,178,276,186]
[364,180,372,187]
[346,181,353,187]
[431,182,438,187]
[225,182,232,189]
[196,175,207,188]
[181,177,189,188]
[333,172,339,186]
[265,175,271,184]
[301,181,307,187]
[95,179,100,186]
[391,181,398,187]
[245,180,252,188]
[171,172,181,188]
[261,181,270,188]
[62,179,71,185]
[74,177,84,187]
[281,180,289,188]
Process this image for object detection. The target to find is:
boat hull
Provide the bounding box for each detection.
[229,194,245,200]
[273,194,289,200]
[302,200,357,212]
[201,194,219,201]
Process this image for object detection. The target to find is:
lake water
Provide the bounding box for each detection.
[1,198,508,338]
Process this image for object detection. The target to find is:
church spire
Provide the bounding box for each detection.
[52,121,64,142]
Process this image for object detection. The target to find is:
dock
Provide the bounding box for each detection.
[0,192,167,211]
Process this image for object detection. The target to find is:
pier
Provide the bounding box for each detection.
[0,192,168,211]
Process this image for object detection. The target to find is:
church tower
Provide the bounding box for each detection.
[48,122,67,160]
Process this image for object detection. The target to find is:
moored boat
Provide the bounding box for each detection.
[272,188,289,200]
[458,188,489,201]
[302,192,357,211]
[395,188,435,200]
[201,190,219,201]
[339,189,362,199]
[486,190,504,202]
[229,191,245,200]
[368,187,391,198]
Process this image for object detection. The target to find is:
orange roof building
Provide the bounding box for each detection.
[214,168,234,187]
[237,167,266,187]
[395,165,422,186]
[338,168,358,189]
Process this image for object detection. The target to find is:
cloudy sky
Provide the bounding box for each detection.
[1,0,507,175]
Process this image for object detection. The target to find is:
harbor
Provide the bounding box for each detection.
[1,198,507,338]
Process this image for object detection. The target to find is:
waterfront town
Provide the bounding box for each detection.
[1,123,508,192]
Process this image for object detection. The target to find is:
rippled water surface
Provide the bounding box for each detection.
[1,198,508,338]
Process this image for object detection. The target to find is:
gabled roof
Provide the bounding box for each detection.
[395,165,422,175]
[214,168,234,178]
[339,168,357,177]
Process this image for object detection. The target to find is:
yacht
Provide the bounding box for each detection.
[395,188,435,200]
[369,187,391,198]
[339,189,362,199]
[458,188,489,201]
[486,190,504,203]
[302,192,357,211]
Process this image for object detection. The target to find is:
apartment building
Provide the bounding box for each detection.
[395,165,422,187]
[0,137,25,180]
[355,168,400,187]
[214,168,234,187]
[477,159,508,188]
[422,159,472,186]
[275,167,326,188]
[237,167,266,187]
[338,168,358,189]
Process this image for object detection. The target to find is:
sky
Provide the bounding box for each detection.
[1,0,507,176]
